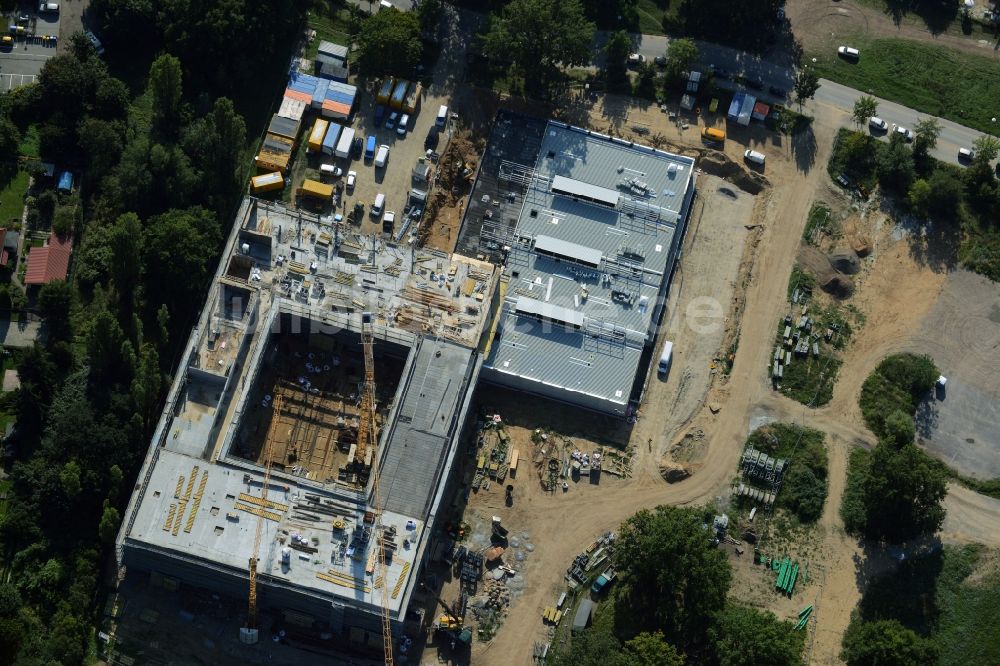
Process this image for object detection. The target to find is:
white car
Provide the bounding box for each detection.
[346,170,357,191]
[628,53,645,67]
[396,114,409,136]
[958,147,976,161]
[837,46,860,59]
[743,150,766,166]
[868,117,888,131]
[891,124,914,142]
[38,1,58,13]
[84,30,104,55]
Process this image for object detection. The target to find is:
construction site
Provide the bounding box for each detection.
[113,110,701,663]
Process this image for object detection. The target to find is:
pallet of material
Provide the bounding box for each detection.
[316,571,370,593]
[234,502,282,521]
[238,492,289,512]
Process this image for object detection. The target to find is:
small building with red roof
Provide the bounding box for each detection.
[24,232,73,286]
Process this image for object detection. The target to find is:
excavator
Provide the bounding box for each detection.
[422,583,472,649]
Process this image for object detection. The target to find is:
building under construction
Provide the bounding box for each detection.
[117,116,698,659]
[117,197,499,653]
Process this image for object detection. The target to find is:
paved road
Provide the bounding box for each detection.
[626,32,991,167]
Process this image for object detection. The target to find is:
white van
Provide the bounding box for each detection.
[374,144,390,168]
[371,193,385,219]
[744,150,765,166]
[869,117,888,131]
[436,105,448,128]
[657,341,674,375]
[319,164,342,178]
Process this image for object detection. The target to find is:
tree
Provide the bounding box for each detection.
[356,9,423,78]
[876,137,915,194]
[614,505,731,646]
[148,53,184,137]
[86,310,126,387]
[98,502,121,544]
[851,96,878,129]
[863,441,947,543]
[664,37,698,81]
[913,117,942,151]
[37,280,75,343]
[142,207,221,320]
[622,631,685,666]
[909,169,964,221]
[94,76,131,119]
[109,213,142,307]
[792,68,820,110]
[416,0,443,36]
[59,461,82,499]
[781,464,827,522]
[604,30,632,91]
[581,0,638,29]
[972,135,1000,164]
[677,0,783,52]
[482,0,596,97]
[131,344,162,439]
[0,116,21,161]
[841,619,937,666]
[77,117,124,178]
[711,605,804,666]
[884,409,916,447]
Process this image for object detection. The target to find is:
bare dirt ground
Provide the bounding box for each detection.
[786,0,1000,57]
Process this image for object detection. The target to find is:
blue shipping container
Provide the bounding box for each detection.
[322,124,342,156]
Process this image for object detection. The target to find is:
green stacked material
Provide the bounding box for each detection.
[786,564,800,595]
[795,605,813,630]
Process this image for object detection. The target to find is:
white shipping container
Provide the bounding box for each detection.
[335,127,356,158]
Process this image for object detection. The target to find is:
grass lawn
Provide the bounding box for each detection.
[306,6,354,59]
[777,345,842,407]
[636,0,669,35]
[0,170,29,228]
[18,125,40,157]
[803,202,833,246]
[808,37,1000,135]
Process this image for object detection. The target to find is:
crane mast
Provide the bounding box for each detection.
[240,392,283,644]
[358,313,393,664]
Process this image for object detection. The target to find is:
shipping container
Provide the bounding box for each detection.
[250,172,284,194]
[322,123,342,156]
[376,78,395,105]
[403,82,422,114]
[308,118,330,152]
[335,126,356,159]
[390,80,409,110]
[299,179,334,199]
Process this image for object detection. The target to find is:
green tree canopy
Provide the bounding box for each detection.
[793,68,820,110]
[863,441,947,543]
[852,96,879,129]
[141,207,221,320]
[622,631,685,666]
[883,409,916,447]
[665,37,698,80]
[37,281,75,343]
[677,0,783,52]
[972,135,1000,164]
[710,604,804,666]
[841,618,938,666]
[614,505,731,646]
[482,0,595,97]
[148,53,184,137]
[876,137,916,194]
[356,9,423,78]
[604,30,632,91]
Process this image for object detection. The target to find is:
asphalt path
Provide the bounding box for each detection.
[623,32,992,166]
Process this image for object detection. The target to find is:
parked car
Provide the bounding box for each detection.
[653,55,667,68]
[958,147,976,161]
[397,113,410,136]
[768,85,786,98]
[869,117,888,131]
[744,150,766,166]
[838,46,860,59]
[744,76,764,90]
[713,67,731,80]
[891,124,914,142]
[346,170,357,191]
[84,30,104,55]
[351,137,363,159]
[425,125,440,150]
[627,53,645,67]
[319,164,343,178]
[374,105,386,126]
[386,111,398,129]
[38,2,58,13]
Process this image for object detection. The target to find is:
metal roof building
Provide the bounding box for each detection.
[480,120,697,415]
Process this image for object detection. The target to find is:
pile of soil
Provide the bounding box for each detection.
[659,458,691,483]
[698,151,770,195]
[829,248,861,275]
[841,215,872,257]
[822,275,855,298]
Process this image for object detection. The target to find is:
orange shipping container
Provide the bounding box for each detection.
[299,179,334,199]
[308,118,330,152]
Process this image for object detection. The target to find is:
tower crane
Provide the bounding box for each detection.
[357,313,393,664]
[240,392,283,645]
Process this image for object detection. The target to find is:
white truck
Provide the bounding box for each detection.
[657,340,674,375]
[335,126,356,159]
[374,144,389,168]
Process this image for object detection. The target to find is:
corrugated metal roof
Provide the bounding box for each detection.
[380,339,474,518]
[514,296,584,328]
[533,234,602,267]
[317,41,348,60]
[551,174,619,207]
[268,114,300,140]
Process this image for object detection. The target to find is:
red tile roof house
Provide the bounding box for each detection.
[24,232,73,287]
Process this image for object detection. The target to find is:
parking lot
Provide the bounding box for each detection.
[0,6,62,89]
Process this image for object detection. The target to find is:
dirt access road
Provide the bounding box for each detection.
[465,95,1000,665]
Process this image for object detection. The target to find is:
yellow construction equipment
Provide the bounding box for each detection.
[240,392,283,645]
[358,313,394,664]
